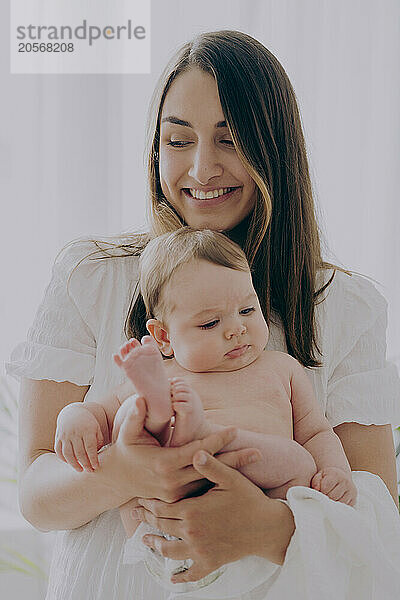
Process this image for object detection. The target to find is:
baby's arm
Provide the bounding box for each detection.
[289,355,357,505]
[54,382,130,472]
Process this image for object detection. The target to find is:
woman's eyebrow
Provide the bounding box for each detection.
[161,115,228,129]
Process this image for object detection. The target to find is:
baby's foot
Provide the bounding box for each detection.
[114,337,173,434]
[169,378,211,446]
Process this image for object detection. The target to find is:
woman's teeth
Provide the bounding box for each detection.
[188,187,235,199]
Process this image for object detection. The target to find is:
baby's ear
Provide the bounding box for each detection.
[146,319,174,356]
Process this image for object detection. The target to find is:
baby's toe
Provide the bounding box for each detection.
[121,344,131,358]
[128,338,141,350]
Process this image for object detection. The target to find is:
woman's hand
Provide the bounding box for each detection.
[133,449,295,583]
[111,396,263,503]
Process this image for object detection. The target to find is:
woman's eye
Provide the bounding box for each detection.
[240,307,255,315]
[166,140,234,148]
[166,140,191,147]
[199,320,219,330]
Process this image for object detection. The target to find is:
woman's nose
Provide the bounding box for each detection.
[224,322,247,340]
[187,142,223,184]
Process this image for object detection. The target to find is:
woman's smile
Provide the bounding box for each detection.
[182,186,242,208]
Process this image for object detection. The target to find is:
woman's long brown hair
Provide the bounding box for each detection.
[85,30,352,368]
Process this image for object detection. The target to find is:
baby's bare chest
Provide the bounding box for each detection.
[165,355,293,439]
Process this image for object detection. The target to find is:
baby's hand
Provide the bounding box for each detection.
[311,467,357,507]
[54,403,105,473]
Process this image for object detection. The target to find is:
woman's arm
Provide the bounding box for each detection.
[334,422,399,509]
[19,380,251,531]
[19,378,136,530]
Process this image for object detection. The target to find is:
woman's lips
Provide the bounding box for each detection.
[182,187,240,207]
[225,345,249,358]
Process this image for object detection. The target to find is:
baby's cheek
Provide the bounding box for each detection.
[179,345,216,372]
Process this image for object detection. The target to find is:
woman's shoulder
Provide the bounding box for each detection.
[54,235,145,286]
[317,267,387,317]
[52,235,146,324]
[315,266,388,357]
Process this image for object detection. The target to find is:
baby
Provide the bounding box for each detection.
[55,228,357,582]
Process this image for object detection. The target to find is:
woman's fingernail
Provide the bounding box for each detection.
[197,451,208,465]
[132,509,140,518]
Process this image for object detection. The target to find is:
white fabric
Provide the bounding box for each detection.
[123,523,198,587]
[5,239,400,599]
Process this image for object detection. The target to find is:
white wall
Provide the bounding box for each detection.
[2,0,400,370]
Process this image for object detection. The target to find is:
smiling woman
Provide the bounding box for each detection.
[158,69,257,232]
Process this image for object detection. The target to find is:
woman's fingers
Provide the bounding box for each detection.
[192,449,260,488]
[174,427,237,469]
[216,448,262,470]
[136,497,184,519]
[133,508,182,538]
[117,396,147,445]
[141,535,191,561]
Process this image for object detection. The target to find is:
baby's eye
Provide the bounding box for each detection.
[199,320,219,330]
[220,139,234,146]
[240,307,255,315]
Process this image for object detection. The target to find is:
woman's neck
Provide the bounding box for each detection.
[225,212,252,248]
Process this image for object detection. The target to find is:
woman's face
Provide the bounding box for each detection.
[159,68,257,231]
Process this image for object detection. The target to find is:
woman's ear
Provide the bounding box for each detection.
[146,318,174,356]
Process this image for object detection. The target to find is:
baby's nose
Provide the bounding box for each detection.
[225,323,247,339]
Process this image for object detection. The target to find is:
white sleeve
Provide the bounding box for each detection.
[325,272,400,428]
[5,240,104,386]
[266,472,400,600]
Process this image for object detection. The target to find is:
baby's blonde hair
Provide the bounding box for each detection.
[139,228,250,322]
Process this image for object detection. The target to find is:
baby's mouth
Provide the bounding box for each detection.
[225,344,249,358]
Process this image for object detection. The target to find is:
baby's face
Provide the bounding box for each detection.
[160,260,269,372]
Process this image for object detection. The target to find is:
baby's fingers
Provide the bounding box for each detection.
[339,489,357,507]
[84,435,101,470]
[325,480,347,501]
[70,438,95,472]
[54,438,68,464]
[319,473,342,496]
[311,471,323,491]
[61,440,84,472]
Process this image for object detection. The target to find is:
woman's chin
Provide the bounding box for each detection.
[183,216,246,233]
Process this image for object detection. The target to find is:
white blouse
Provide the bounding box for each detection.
[6,239,400,600]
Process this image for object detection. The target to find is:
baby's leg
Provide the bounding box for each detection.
[255,437,317,500]
[216,430,318,499]
[114,336,173,438]
[168,378,212,447]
